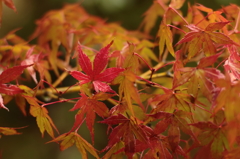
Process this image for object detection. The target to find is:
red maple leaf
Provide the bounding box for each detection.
[0,64,32,111]
[69,92,111,144]
[189,110,227,158]
[99,114,150,158]
[70,41,124,93]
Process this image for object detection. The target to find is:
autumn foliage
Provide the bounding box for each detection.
[1,0,240,158]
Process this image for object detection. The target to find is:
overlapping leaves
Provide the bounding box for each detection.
[48,132,99,159]
[176,22,235,59]
[69,92,111,144]
[100,114,151,158]
[175,53,224,101]
[2,1,240,159]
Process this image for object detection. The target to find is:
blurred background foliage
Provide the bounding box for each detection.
[1,0,240,39]
[0,0,240,159]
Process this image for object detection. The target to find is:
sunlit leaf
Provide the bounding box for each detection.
[24,95,58,138]
[48,132,99,159]
[70,93,109,143]
[176,22,234,59]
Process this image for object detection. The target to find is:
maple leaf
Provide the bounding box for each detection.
[134,114,188,159]
[0,65,32,111]
[151,86,197,114]
[149,110,197,154]
[174,53,224,101]
[220,4,240,34]
[70,92,110,144]
[134,125,186,159]
[188,4,229,34]
[113,70,143,116]
[141,134,187,159]
[48,132,99,159]
[99,114,150,158]
[130,120,178,158]
[24,95,58,138]
[190,117,228,158]
[195,4,228,24]
[176,22,235,59]
[70,41,124,93]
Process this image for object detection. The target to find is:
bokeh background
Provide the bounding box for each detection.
[1,0,240,159]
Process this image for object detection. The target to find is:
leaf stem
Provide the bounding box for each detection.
[140,62,164,79]
[167,24,186,34]
[195,12,213,27]
[169,7,189,25]
[36,85,81,96]
[134,52,152,71]
[52,71,69,88]
[107,98,118,106]
[41,97,80,107]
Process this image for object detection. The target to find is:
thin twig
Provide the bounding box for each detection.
[52,71,69,88]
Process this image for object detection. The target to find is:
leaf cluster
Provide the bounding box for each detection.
[1,0,240,158]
